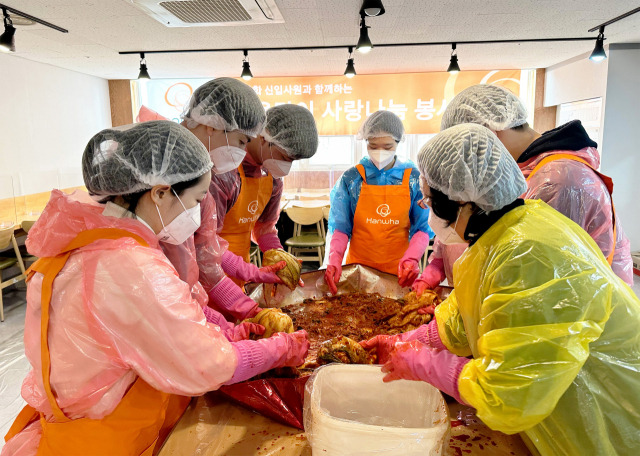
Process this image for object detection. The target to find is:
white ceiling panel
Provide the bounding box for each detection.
[1,0,638,79]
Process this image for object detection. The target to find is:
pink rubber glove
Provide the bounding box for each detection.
[397,231,430,287]
[224,322,266,342]
[412,257,446,296]
[360,320,446,363]
[221,250,285,284]
[201,305,234,331]
[208,277,261,320]
[226,330,310,384]
[382,340,470,404]
[325,230,349,295]
[257,232,283,252]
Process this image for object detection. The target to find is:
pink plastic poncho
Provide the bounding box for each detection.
[3,191,238,456]
[160,191,228,302]
[519,148,633,286]
[427,239,468,285]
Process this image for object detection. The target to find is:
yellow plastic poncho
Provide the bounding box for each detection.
[435,200,640,456]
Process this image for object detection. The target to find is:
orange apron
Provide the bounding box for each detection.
[346,165,413,275]
[219,165,273,286]
[526,153,617,265]
[4,228,191,456]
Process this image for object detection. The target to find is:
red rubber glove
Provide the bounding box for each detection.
[382,340,470,404]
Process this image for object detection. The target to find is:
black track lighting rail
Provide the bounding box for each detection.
[588,6,640,33]
[119,36,596,56]
[0,3,67,33]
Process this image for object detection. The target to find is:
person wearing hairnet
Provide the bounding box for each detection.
[160,77,273,321]
[432,83,633,287]
[324,111,434,294]
[2,121,309,456]
[364,124,640,456]
[213,104,319,289]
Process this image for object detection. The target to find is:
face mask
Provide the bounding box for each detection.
[368,149,395,170]
[156,189,201,245]
[428,208,466,245]
[261,143,292,178]
[208,131,246,174]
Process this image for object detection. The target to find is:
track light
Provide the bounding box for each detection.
[356,14,373,54]
[361,0,385,17]
[589,26,607,62]
[344,47,356,78]
[137,52,150,79]
[241,49,253,80]
[447,43,460,73]
[1,8,16,53]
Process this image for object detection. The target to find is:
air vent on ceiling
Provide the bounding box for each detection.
[132,0,284,27]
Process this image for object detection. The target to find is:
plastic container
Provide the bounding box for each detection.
[304,364,450,455]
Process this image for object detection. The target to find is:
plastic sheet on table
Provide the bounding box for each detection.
[158,395,531,456]
[221,264,451,430]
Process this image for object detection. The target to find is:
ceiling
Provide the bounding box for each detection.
[4,0,640,80]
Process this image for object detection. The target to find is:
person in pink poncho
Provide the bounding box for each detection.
[412,83,633,294]
[2,121,308,456]
[145,78,290,322]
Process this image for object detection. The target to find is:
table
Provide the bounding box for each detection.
[159,394,531,456]
[284,200,329,209]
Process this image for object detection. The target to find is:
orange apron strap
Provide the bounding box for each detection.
[237,164,246,179]
[526,154,616,265]
[401,168,412,186]
[4,405,39,442]
[32,228,149,423]
[355,164,367,183]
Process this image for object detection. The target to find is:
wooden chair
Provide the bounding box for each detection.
[284,206,326,266]
[0,226,27,321]
[19,220,39,266]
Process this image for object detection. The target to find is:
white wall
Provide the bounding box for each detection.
[600,44,640,251]
[0,54,112,198]
[544,50,609,107]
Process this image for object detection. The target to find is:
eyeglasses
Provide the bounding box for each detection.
[418,196,431,209]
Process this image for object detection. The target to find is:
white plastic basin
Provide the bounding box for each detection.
[304,364,450,456]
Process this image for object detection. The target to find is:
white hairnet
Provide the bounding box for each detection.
[83,120,212,198]
[262,104,319,160]
[181,77,266,137]
[417,123,527,212]
[441,84,529,132]
[357,110,405,142]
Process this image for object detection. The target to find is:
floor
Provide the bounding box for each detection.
[1,276,639,451]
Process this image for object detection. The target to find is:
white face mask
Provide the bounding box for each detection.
[263,159,292,178]
[156,189,201,245]
[261,143,292,178]
[428,209,466,245]
[368,149,395,170]
[209,131,246,175]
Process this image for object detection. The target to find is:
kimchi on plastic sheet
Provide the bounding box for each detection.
[218,264,451,430]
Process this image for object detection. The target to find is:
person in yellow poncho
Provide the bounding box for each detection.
[362,123,640,456]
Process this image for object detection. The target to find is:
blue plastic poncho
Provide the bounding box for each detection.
[328,157,433,240]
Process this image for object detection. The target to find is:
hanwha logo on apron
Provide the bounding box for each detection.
[376,204,391,217]
[248,200,259,214]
